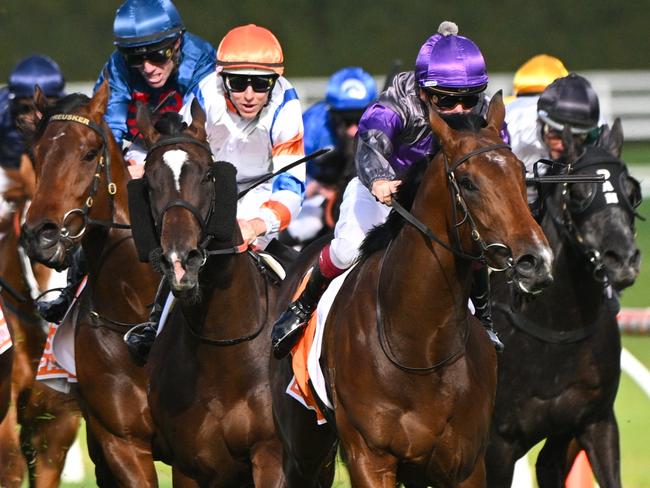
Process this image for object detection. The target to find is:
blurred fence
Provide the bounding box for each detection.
[65,69,650,142]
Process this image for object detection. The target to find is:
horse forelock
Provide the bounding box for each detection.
[154,112,187,137]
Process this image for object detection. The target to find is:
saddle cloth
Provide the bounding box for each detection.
[0,306,11,355]
[36,277,87,393]
[287,266,354,424]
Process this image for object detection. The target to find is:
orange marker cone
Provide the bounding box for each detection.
[565,450,594,488]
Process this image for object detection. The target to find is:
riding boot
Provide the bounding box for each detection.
[36,247,87,323]
[123,279,169,365]
[271,265,332,359]
[471,266,504,353]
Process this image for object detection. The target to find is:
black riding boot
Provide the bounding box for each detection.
[36,247,87,323]
[123,279,169,365]
[471,266,504,353]
[271,266,332,359]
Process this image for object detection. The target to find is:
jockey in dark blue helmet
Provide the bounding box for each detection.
[36,0,216,326]
[0,55,65,170]
[94,0,216,170]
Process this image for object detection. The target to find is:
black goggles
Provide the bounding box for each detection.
[223,74,277,93]
[122,45,175,67]
[425,89,480,110]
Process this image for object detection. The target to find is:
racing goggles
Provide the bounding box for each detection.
[122,45,176,67]
[428,91,480,110]
[223,74,277,93]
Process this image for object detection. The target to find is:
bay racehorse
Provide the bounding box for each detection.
[272,92,554,487]
[486,119,641,488]
[134,101,286,486]
[0,158,80,487]
[18,81,167,486]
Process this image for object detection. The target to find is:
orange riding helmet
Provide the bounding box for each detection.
[216,24,284,75]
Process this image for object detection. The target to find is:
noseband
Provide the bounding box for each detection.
[45,114,130,244]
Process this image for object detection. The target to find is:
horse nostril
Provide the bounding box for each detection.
[185,249,205,269]
[34,221,61,246]
[630,249,641,268]
[514,254,537,277]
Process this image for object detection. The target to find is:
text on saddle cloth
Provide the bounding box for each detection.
[287,266,354,424]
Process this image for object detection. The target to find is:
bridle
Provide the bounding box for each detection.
[44,113,131,245]
[390,143,514,271]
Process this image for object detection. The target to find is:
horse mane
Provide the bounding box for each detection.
[358,112,486,262]
[153,111,187,136]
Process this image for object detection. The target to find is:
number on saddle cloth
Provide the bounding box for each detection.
[127,178,159,262]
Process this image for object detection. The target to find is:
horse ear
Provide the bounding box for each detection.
[427,101,455,150]
[486,90,505,134]
[15,86,48,140]
[598,118,624,159]
[187,98,207,141]
[136,102,158,148]
[88,78,110,120]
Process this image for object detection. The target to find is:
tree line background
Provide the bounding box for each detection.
[0,0,648,83]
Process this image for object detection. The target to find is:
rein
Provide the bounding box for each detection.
[47,114,131,241]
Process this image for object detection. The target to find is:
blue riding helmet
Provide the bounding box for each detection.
[325,67,377,111]
[113,0,185,49]
[8,55,65,99]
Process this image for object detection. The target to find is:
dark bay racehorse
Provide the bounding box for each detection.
[0,160,80,487]
[272,93,554,487]
[18,82,165,486]
[486,119,641,488]
[135,102,285,486]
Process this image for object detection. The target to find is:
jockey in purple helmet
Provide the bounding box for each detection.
[272,21,505,357]
[36,0,216,326]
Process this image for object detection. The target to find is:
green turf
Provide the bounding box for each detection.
[623,142,650,165]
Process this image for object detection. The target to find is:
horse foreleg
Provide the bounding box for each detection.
[251,440,286,488]
[86,413,158,487]
[0,396,26,487]
[535,434,572,488]
[484,433,521,488]
[0,349,12,421]
[21,389,80,488]
[337,423,397,488]
[577,411,622,488]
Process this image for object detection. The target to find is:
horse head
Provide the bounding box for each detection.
[136,100,239,300]
[542,119,641,291]
[18,80,126,270]
[426,91,553,294]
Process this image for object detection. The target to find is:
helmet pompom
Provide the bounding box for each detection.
[437,21,458,37]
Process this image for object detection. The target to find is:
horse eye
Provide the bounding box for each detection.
[83,149,98,162]
[459,176,477,191]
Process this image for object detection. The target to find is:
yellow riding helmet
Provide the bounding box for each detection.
[217,24,284,75]
[513,54,568,96]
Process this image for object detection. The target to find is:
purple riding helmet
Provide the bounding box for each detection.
[415,21,488,94]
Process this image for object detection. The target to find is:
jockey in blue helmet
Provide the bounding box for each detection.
[36,0,216,326]
[273,22,506,357]
[0,55,65,170]
[95,0,215,170]
[284,67,377,245]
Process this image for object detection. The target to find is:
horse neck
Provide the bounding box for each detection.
[182,251,267,339]
[380,160,473,357]
[525,212,608,327]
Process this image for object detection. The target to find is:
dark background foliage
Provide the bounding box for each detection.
[1,0,648,81]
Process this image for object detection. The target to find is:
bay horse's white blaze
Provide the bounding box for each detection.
[163,149,188,192]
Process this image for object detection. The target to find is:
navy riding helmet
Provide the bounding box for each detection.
[537,73,600,134]
[8,55,65,99]
[113,0,185,51]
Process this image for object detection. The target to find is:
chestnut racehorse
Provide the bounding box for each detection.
[486,120,641,488]
[18,82,168,486]
[0,160,80,487]
[272,93,554,487]
[134,102,287,486]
